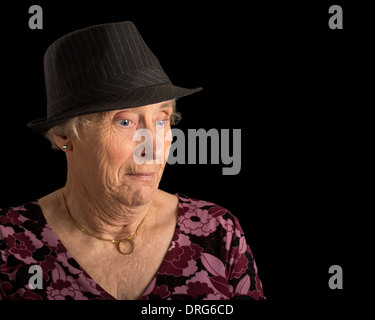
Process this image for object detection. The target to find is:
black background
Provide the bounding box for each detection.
[1,0,370,316]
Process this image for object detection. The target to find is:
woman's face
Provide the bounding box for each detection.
[66,100,174,207]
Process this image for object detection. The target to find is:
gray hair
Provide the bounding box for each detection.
[45,101,181,150]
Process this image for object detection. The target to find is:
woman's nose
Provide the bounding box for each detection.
[134,121,165,164]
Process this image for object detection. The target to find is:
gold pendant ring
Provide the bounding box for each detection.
[118,239,136,255]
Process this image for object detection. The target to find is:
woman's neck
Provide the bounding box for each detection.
[60,180,153,241]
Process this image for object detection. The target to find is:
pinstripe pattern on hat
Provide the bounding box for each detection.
[27,21,201,133]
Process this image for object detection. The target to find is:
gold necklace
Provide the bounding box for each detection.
[62,191,151,255]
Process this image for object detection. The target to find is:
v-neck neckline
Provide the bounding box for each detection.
[37,193,184,300]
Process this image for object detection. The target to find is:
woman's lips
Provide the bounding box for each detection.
[125,172,155,181]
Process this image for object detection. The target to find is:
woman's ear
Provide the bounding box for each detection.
[52,132,72,151]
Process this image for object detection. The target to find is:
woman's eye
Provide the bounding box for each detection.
[117,119,133,127]
[156,119,167,128]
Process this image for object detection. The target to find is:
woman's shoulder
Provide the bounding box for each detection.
[0,201,43,218]
[177,193,236,217]
[0,201,44,235]
[176,193,244,236]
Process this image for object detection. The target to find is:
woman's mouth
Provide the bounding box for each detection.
[125,172,156,181]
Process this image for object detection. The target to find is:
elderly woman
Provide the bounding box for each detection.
[0,21,264,300]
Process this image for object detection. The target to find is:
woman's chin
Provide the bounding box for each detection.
[117,186,157,208]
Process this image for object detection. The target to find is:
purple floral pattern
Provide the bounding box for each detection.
[0,194,265,300]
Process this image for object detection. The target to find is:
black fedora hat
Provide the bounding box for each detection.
[27,21,202,134]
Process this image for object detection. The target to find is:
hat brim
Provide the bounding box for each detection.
[27,84,202,134]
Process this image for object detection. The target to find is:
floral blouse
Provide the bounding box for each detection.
[0,194,265,300]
